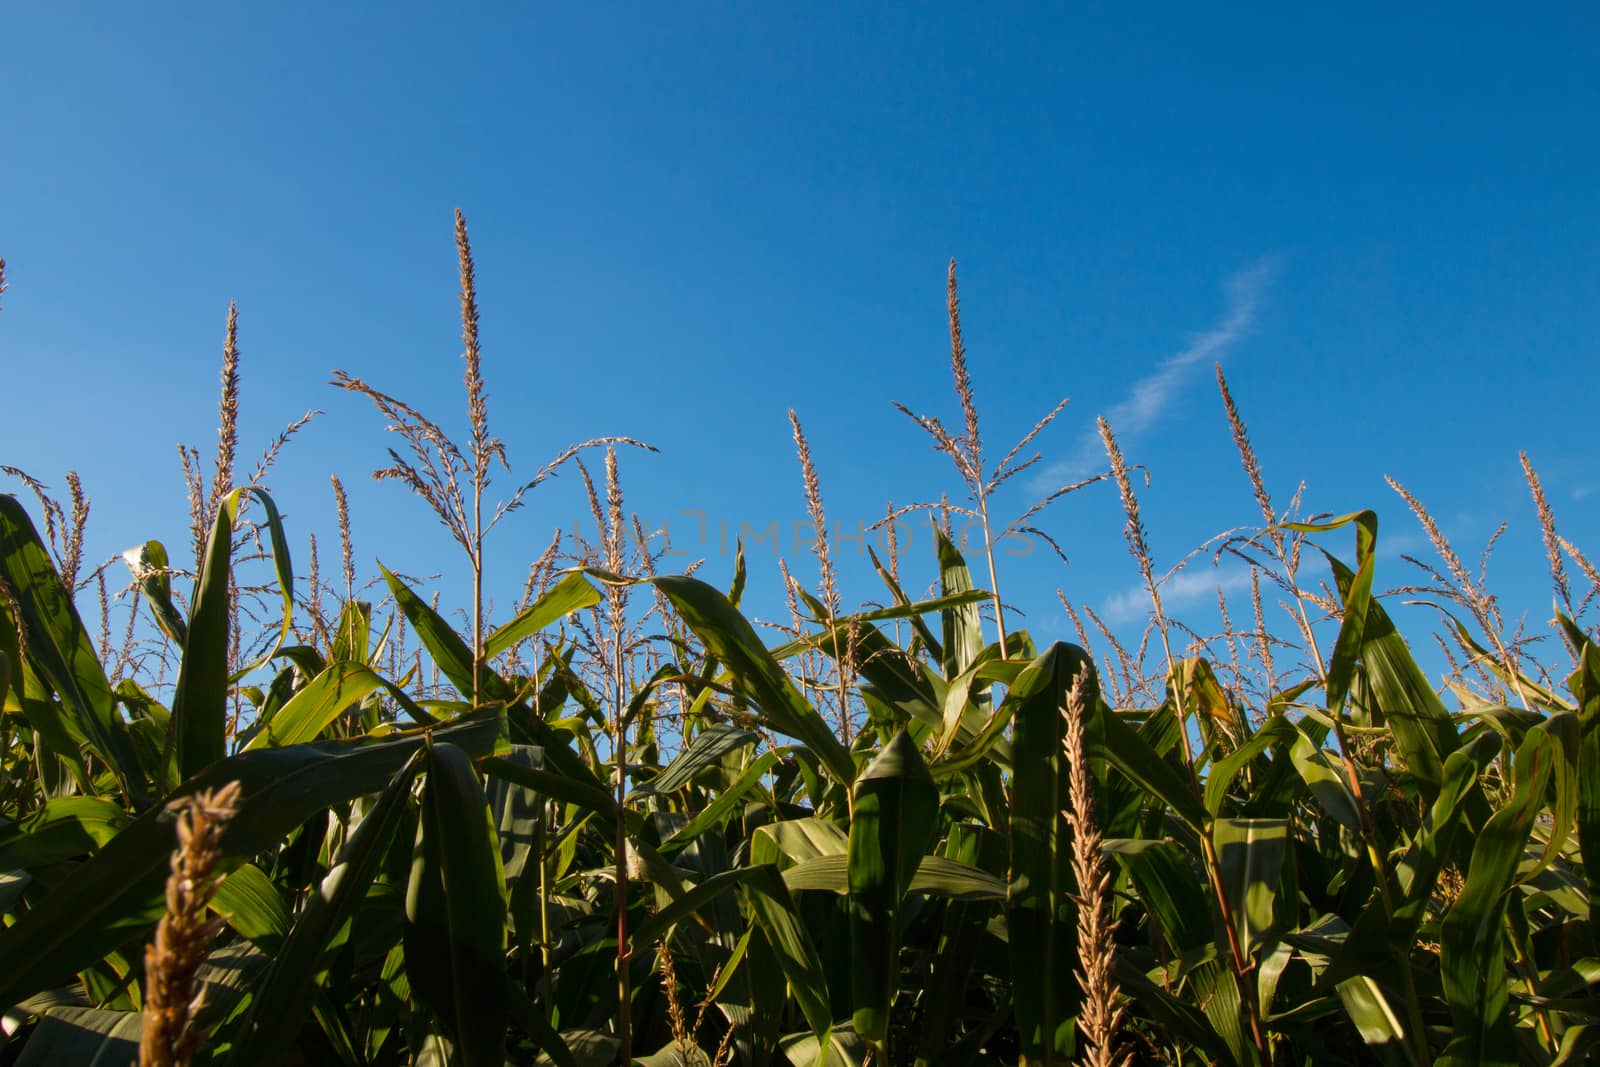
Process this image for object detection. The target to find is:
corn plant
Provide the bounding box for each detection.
[1,222,1598,1067]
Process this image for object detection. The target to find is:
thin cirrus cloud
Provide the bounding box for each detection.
[1100,564,1255,625]
[1032,256,1280,489]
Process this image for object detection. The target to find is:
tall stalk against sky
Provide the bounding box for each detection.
[888,261,1097,657]
[1099,415,1271,1065]
[336,212,650,706]
[334,210,508,701]
[457,210,493,703]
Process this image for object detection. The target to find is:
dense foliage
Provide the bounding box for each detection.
[1,234,1598,1066]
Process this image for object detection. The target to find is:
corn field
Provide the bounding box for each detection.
[1,231,1598,1067]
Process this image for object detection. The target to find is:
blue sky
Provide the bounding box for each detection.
[3,4,1597,683]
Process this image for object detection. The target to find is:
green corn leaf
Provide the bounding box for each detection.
[12,1007,140,1066]
[210,862,290,950]
[1284,511,1378,719]
[935,526,985,678]
[223,748,423,1067]
[779,854,1006,900]
[1190,959,1250,1065]
[2,649,93,796]
[754,816,849,868]
[865,543,943,657]
[631,867,762,947]
[1204,716,1294,816]
[329,599,373,665]
[0,493,146,804]
[0,797,131,870]
[242,661,385,750]
[0,708,504,1010]
[1326,554,1459,795]
[778,618,943,732]
[480,754,635,836]
[1439,726,1557,1066]
[123,539,187,648]
[1114,963,1233,1063]
[1335,976,1419,1067]
[381,563,507,703]
[170,487,237,778]
[1212,817,1290,956]
[632,723,758,799]
[1007,643,1091,1065]
[651,575,855,785]
[254,659,435,747]
[844,588,989,626]
[934,646,1014,759]
[1570,632,1600,926]
[1106,838,1211,956]
[1091,701,1208,834]
[1320,746,1481,989]
[778,1025,871,1067]
[1288,728,1362,831]
[170,487,294,779]
[743,865,834,1060]
[484,572,601,661]
[848,729,938,1043]
[658,749,786,852]
[404,741,509,1067]
[236,486,296,674]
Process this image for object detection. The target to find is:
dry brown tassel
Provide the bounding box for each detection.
[1062,672,1130,1067]
[140,782,241,1067]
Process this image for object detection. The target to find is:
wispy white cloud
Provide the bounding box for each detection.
[1033,258,1278,488]
[1575,485,1594,501]
[1101,565,1255,625]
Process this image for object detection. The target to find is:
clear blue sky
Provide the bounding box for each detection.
[3,4,1597,681]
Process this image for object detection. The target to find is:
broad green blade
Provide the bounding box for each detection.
[171,489,236,779]
[935,526,985,678]
[123,539,187,647]
[1328,555,1459,795]
[632,723,758,798]
[848,729,938,1043]
[13,1007,140,1066]
[484,572,601,660]
[1212,817,1289,955]
[652,575,855,785]
[224,750,421,1066]
[1288,728,1362,830]
[1204,716,1294,816]
[754,816,849,868]
[1284,511,1378,719]
[1562,630,1600,928]
[0,797,131,870]
[1006,642,1091,1065]
[329,599,373,664]
[0,493,146,804]
[210,862,290,950]
[632,867,763,946]
[658,749,786,852]
[1090,700,1208,834]
[381,563,506,702]
[779,854,1006,900]
[1440,726,1556,1066]
[743,865,834,1057]
[1335,976,1419,1067]
[0,709,504,1009]
[242,660,386,750]
[404,742,510,1067]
